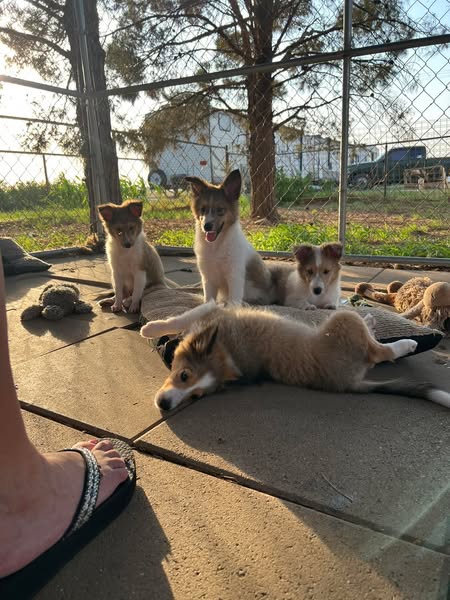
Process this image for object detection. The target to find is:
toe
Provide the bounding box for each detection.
[72,439,98,450]
[93,439,114,451]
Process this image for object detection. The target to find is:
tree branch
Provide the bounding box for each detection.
[0,27,70,59]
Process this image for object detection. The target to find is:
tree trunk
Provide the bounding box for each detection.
[246,0,278,223]
[247,71,278,223]
[64,0,121,238]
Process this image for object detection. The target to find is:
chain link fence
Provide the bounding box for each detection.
[0,0,449,264]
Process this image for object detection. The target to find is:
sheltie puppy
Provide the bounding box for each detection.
[140,302,450,412]
[281,242,343,309]
[186,169,277,305]
[98,200,165,313]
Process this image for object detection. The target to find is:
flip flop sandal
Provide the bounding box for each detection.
[0,438,136,599]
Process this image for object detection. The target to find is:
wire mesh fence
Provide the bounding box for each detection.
[0,0,449,264]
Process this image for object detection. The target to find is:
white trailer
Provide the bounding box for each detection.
[147,110,377,186]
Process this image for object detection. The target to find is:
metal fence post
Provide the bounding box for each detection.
[338,0,353,250]
[73,0,108,237]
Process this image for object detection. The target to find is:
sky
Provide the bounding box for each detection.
[0,0,449,185]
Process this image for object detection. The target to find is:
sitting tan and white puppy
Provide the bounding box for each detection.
[97,200,165,313]
[282,242,343,310]
[186,169,277,306]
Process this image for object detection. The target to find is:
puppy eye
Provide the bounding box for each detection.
[117,230,122,236]
[323,269,330,275]
[180,370,189,382]
[200,207,207,215]
[216,208,225,216]
[307,269,314,275]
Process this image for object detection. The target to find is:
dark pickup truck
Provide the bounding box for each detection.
[347,145,450,188]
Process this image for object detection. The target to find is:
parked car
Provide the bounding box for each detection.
[347,145,450,188]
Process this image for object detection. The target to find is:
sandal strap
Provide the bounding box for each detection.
[62,447,101,538]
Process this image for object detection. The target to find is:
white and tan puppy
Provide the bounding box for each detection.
[283,242,343,309]
[186,169,277,305]
[141,303,450,412]
[98,199,165,313]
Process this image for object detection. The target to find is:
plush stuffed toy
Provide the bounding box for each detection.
[355,276,450,333]
[21,283,93,321]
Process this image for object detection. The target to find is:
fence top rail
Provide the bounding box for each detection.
[0,75,82,97]
[1,33,450,101]
[93,33,450,99]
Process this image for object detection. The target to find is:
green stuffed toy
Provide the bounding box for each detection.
[21,283,93,321]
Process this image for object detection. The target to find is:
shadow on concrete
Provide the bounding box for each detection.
[38,486,175,600]
[20,312,96,345]
[5,273,53,307]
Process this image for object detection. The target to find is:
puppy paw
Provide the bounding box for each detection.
[389,338,418,359]
[98,297,115,308]
[111,302,123,313]
[122,297,132,309]
[140,320,167,338]
[304,304,317,311]
[127,301,141,314]
[323,304,337,310]
[400,339,418,356]
[363,313,377,334]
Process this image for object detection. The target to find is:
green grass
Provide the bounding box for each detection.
[0,174,448,259]
[154,222,450,258]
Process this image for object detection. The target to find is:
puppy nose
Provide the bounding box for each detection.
[313,287,322,295]
[204,222,213,231]
[124,242,132,248]
[158,396,172,411]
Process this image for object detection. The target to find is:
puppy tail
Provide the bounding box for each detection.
[140,301,218,338]
[357,379,450,408]
[355,283,396,306]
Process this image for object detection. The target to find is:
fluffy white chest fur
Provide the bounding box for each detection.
[194,221,259,303]
[107,232,146,292]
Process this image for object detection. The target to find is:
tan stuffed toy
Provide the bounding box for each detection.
[355,276,450,334]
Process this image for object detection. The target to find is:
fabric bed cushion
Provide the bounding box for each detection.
[140,286,443,368]
[1,237,51,276]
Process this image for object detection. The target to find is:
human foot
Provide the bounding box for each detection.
[0,439,130,578]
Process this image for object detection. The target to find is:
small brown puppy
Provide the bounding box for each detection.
[281,243,343,309]
[98,199,165,313]
[141,302,450,412]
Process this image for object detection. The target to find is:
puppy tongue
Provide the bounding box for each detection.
[205,231,217,242]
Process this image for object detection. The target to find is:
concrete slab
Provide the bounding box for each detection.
[370,267,450,287]
[44,254,201,290]
[165,269,202,287]
[339,265,384,292]
[6,280,138,366]
[161,256,198,272]
[137,349,450,552]
[13,329,172,439]
[23,413,449,600]
[45,256,112,286]
[47,255,200,286]
[7,278,137,323]
[5,273,54,308]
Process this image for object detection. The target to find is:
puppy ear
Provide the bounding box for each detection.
[222,169,241,202]
[98,204,114,222]
[191,325,219,357]
[293,244,314,263]
[185,176,207,198]
[127,201,143,218]
[321,242,343,260]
